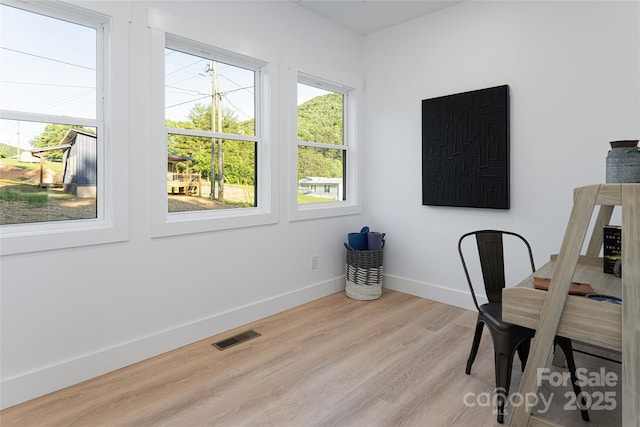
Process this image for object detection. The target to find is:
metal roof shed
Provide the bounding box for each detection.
[60,129,97,198]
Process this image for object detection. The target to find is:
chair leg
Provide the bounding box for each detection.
[494,350,513,424]
[555,337,590,422]
[466,318,484,375]
[490,330,524,424]
[516,338,531,372]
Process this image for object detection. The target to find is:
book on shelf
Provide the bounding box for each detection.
[603,225,621,275]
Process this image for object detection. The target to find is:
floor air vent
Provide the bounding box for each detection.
[212,329,261,350]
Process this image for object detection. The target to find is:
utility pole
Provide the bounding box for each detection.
[209,61,217,200]
[208,61,224,201]
[16,120,21,161]
[216,82,224,202]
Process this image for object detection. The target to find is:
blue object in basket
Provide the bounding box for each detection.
[367,232,385,251]
[348,226,369,250]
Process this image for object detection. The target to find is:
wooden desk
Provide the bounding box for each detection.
[504,255,622,352]
[502,184,639,427]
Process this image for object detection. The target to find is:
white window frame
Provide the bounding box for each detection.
[0,0,129,255]
[150,33,276,238]
[289,72,360,221]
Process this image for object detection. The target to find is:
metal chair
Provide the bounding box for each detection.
[459,230,589,423]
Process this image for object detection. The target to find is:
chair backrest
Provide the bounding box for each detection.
[458,230,536,311]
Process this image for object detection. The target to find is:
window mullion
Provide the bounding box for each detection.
[297,140,346,150]
[0,111,98,128]
[166,127,258,143]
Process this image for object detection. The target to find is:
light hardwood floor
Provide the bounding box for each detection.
[0,290,621,426]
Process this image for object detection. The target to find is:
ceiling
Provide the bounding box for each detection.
[293,0,464,35]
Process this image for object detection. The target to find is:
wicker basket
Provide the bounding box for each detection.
[344,242,384,300]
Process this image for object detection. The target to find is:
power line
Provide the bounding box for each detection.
[0,47,95,71]
[38,88,95,112]
[4,88,95,115]
[166,84,254,100]
[166,58,207,77]
[55,100,95,115]
[222,85,254,96]
[165,94,210,109]
[166,85,209,97]
[167,74,200,86]
[0,80,94,89]
[223,96,252,121]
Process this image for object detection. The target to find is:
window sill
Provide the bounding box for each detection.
[151,208,278,238]
[0,218,128,255]
[289,202,361,222]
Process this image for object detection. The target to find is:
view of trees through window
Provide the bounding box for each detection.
[0,4,100,225]
[0,9,351,226]
[297,83,346,204]
[165,47,258,213]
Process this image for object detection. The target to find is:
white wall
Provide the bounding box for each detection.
[0,0,365,408]
[1,0,638,410]
[362,1,639,306]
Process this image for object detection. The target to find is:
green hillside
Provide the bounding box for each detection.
[0,143,18,158]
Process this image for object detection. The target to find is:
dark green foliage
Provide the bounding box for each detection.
[0,187,48,207]
[297,92,343,145]
[0,143,18,158]
[28,92,343,185]
[166,103,255,184]
[297,146,343,181]
[297,93,344,180]
[168,93,345,185]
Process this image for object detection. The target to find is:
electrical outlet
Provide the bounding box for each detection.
[311,255,318,270]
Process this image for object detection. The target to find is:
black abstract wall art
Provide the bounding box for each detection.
[422,85,510,209]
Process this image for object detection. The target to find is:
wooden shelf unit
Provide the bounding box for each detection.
[502,183,639,427]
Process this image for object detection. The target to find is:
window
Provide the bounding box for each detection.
[290,73,359,221]
[151,33,273,237]
[0,1,126,255]
[165,40,259,214]
[296,79,346,205]
[0,3,101,226]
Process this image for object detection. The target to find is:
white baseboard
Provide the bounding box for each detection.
[0,277,344,410]
[383,274,478,311]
